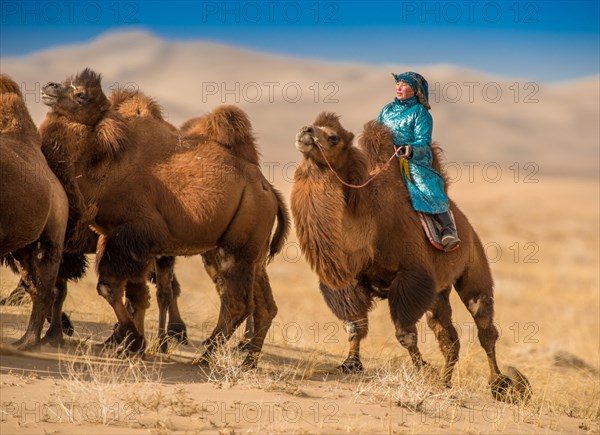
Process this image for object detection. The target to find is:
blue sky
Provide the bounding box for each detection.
[1,1,598,82]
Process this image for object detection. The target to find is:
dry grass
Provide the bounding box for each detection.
[1,176,598,434]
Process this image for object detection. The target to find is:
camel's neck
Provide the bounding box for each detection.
[41,110,130,168]
[292,163,374,289]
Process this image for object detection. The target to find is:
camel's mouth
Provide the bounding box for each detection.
[41,92,57,106]
[41,82,62,106]
[295,126,316,153]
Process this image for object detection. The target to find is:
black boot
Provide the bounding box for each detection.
[434,212,460,251]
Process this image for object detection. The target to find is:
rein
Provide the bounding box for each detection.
[314,139,405,189]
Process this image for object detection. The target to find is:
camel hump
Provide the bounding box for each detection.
[359,120,450,189]
[184,105,261,165]
[359,120,395,167]
[0,76,38,138]
[110,88,164,120]
[430,141,450,188]
[0,74,23,97]
[207,104,255,146]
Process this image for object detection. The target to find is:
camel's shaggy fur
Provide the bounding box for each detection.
[40,69,289,366]
[0,74,69,349]
[291,112,531,402]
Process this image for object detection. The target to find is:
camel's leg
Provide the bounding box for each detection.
[126,281,150,337]
[455,268,531,402]
[12,239,61,350]
[235,315,255,351]
[426,287,460,387]
[167,274,188,344]
[340,317,369,374]
[41,277,68,346]
[8,277,73,340]
[319,282,372,373]
[199,250,254,365]
[388,269,436,370]
[96,229,151,354]
[154,256,174,352]
[97,279,145,353]
[44,250,88,341]
[240,265,277,369]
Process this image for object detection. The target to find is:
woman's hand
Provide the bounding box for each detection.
[398,144,412,159]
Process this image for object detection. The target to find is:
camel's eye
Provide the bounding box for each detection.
[328,135,340,145]
[74,91,87,103]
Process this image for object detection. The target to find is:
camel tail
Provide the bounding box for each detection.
[267,187,291,264]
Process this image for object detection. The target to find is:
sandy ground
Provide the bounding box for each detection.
[1,176,598,435]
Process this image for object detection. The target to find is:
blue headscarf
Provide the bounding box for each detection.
[392,72,431,110]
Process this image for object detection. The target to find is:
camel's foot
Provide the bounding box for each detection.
[13,334,41,351]
[415,360,439,379]
[41,326,64,347]
[108,325,145,355]
[167,322,189,345]
[194,353,212,368]
[61,312,75,337]
[339,357,364,374]
[115,334,146,356]
[241,352,259,371]
[104,327,120,346]
[234,339,256,353]
[0,286,29,306]
[157,334,170,354]
[490,367,532,403]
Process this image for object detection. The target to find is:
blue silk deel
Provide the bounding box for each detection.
[377,96,449,214]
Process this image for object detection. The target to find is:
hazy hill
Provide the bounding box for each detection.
[2,30,598,177]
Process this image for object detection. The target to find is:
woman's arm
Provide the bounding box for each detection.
[407,107,433,164]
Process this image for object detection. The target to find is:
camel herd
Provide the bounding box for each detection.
[0,70,530,402]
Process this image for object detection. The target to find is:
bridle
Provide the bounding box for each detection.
[313,137,405,189]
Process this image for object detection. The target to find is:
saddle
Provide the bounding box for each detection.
[419,211,460,252]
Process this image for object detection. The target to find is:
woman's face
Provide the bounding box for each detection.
[395,81,415,100]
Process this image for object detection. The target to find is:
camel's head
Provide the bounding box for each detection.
[42,68,110,125]
[295,112,355,167]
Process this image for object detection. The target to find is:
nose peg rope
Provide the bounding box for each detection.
[313,138,407,189]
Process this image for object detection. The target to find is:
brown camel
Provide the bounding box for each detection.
[291,112,531,402]
[35,85,187,350]
[0,74,69,349]
[40,69,289,367]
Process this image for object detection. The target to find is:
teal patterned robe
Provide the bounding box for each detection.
[377,96,449,214]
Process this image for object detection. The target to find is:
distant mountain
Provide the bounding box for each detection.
[2,30,598,178]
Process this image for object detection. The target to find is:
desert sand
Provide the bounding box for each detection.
[1,32,598,434]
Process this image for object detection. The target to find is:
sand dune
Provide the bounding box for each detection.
[2,30,598,177]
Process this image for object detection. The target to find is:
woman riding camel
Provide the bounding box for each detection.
[377,71,460,251]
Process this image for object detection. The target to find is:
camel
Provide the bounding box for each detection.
[0,74,69,349]
[28,85,189,351]
[291,112,531,402]
[40,69,289,367]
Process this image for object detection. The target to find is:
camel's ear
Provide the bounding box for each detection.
[346,131,355,146]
